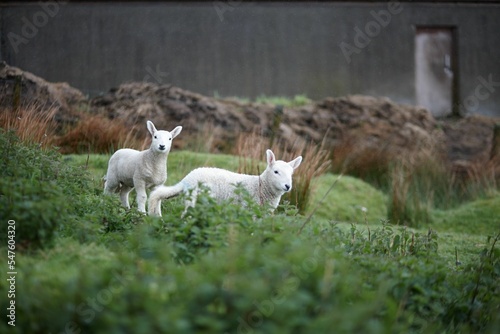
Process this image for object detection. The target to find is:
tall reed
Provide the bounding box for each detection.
[55,114,144,154]
[332,132,499,226]
[0,103,57,148]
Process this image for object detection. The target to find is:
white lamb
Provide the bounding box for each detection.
[104,120,182,213]
[148,149,302,217]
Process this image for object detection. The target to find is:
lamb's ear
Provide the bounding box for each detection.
[266,149,276,166]
[170,126,182,139]
[147,121,157,135]
[288,156,302,170]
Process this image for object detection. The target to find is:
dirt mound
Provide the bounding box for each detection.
[90,82,449,161]
[0,62,88,124]
[285,95,439,153]
[91,82,275,150]
[1,63,498,170]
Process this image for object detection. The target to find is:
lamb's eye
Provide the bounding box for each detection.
[154,135,157,139]
[274,170,279,174]
[169,138,172,141]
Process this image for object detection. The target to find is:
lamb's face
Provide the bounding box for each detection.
[146,121,183,154]
[268,161,296,193]
[265,149,303,193]
[151,130,174,153]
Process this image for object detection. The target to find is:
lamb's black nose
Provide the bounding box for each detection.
[159,145,166,151]
[285,184,290,191]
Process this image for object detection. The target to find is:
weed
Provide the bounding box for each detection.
[254,94,312,107]
[0,130,88,249]
[1,131,498,333]
[56,114,145,154]
[0,103,57,148]
[147,185,282,264]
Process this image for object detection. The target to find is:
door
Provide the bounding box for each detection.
[415,28,455,117]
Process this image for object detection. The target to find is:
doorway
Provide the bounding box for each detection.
[415,27,457,117]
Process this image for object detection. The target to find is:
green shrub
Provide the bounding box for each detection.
[0,131,75,249]
[0,131,498,333]
[0,130,101,249]
[146,185,290,264]
[0,178,69,249]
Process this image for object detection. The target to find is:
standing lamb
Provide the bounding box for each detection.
[148,149,302,216]
[104,120,182,213]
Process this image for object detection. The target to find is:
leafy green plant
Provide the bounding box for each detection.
[1,133,499,334]
[0,130,81,249]
[341,222,438,257]
[147,185,284,264]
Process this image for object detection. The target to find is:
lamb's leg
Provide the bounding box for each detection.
[104,177,120,194]
[148,184,184,216]
[134,180,148,213]
[119,185,133,209]
[181,187,199,218]
[149,186,164,216]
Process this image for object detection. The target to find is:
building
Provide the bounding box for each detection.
[1,0,499,117]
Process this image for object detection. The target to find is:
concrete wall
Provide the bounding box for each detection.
[1,1,499,116]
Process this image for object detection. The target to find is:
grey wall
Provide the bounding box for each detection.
[1,1,500,116]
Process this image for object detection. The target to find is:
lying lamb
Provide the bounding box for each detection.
[148,149,302,216]
[104,120,182,213]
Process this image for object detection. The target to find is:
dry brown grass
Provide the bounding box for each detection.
[330,136,393,189]
[233,129,331,213]
[0,103,58,148]
[55,115,145,154]
[330,132,499,226]
[182,122,230,153]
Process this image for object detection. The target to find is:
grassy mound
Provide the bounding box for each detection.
[305,174,388,224]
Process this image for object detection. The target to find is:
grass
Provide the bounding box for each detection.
[254,94,312,107]
[331,132,499,228]
[219,94,312,108]
[63,147,500,275]
[0,103,57,148]
[0,132,499,333]
[305,173,388,224]
[56,114,146,154]
[2,98,497,229]
[432,195,500,235]
[67,150,499,238]
[64,151,243,187]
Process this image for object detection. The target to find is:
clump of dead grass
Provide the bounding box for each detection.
[0,103,57,148]
[55,115,145,154]
[330,132,499,227]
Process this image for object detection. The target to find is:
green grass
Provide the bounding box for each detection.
[431,196,500,235]
[305,174,388,224]
[64,151,246,183]
[1,134,499,333]
[218,94,312,107]
[65,151,499,237]
[65,150,500,269]
[254,94,312,107]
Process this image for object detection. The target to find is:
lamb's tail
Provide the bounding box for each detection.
[148,183,184,216]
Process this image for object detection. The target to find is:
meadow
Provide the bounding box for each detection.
[0,125,499,333]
